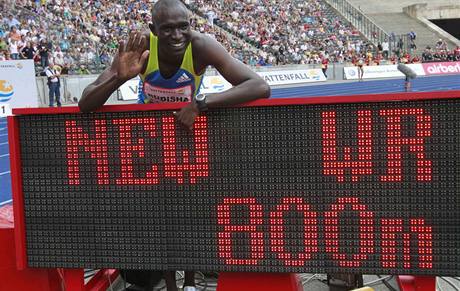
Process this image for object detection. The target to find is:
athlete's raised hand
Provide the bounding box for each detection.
[117,31,149,82]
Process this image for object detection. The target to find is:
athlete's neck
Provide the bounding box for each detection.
[158,44,185,77]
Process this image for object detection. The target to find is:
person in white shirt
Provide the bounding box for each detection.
[53,46,65,66]
[8,38,19,59]
[382,39,389,59]
[45,61,61,107]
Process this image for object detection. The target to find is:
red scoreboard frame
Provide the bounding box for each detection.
[9,90,460,276]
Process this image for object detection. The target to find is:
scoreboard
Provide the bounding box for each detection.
[9,93,460,275]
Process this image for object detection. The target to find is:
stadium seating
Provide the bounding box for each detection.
[0,0,459,74]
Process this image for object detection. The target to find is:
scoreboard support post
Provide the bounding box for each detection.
[216,272,302,291]
[397,275,435,291]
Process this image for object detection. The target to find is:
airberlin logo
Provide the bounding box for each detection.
[423,62,460,75]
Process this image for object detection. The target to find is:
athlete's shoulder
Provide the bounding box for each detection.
[191,31,219,52]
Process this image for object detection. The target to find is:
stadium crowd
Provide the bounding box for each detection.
[0,0,459,76]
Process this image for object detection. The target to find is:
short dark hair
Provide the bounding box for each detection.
[151,0,188,24]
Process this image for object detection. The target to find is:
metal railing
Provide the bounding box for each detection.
[324,0,411,55]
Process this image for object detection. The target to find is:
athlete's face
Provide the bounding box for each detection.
[152,6,191,58]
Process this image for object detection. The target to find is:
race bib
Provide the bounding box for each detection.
[143,83,192,104]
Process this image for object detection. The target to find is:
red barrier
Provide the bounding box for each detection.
[0,225,118,291]
[397,275,436,291]
[0,227,59,290]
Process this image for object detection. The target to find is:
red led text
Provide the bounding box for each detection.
[217,197,433,269]
[65,116,209,185]
[322,108,432,182]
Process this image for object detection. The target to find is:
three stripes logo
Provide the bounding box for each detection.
[177,73,191,83]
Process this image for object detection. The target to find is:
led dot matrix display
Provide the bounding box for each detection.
[17,99,460,275]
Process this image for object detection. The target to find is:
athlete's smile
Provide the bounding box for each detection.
[170,42,186,49]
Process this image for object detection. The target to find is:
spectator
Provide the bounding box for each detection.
[411,55,420,63]
[76,64,90,75]
[205,9,216,27]
[44,60,61,107]
[0,37,7,52]
[422,47,433,62]
[436,39,447,51]
[6,14,20,28]
[3,0,458,72]
[38,39,50,67]
[8,26,21,42]
[381,38,389,59]
[321,55,329,78]
[396,38,404,54]
[408,29,416,41]
[8,38,19,60]
[20,41,37,59]
[53,46,65,66]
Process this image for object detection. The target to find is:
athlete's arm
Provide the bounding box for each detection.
[79,32,149,112]
[174,34,270,129]
[196,34,270,107]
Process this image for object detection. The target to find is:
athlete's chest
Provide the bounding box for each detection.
[142,68,196,104]
[158,60,181,79]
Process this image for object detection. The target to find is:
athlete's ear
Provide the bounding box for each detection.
[149,23,157,36]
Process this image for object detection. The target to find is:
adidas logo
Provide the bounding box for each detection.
[177,73,191,83]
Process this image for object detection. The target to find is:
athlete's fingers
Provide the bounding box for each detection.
[137,34,146,52]
[184,115,195,131]
[173,111,189,130]
[118,39,125,54]
[132,32,141,50]
[140,50,150,65]
[127,31,136,50]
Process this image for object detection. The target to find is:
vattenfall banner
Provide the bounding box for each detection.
[256,69,327,86]
[0,60,38,116]
[120,69,328,99]
[200,69,327,93]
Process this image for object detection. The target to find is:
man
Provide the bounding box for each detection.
[45,61,61,107]
[8,38,19,60]
[6,14,20,29]
[79,0,270,290]
[20,41,37,59]
[38,39,50,68]
[381,38,389,59]
[321,55,329,78]
[422,46,433,62]
[53,46,65,67]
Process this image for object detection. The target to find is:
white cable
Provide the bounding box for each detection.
[364,275,393,286]
[302,273,325,286]
[440,277,460,291]
[437,278,443,291]
[106,271,114,291]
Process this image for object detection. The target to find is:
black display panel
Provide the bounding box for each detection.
[18,99,460,275]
